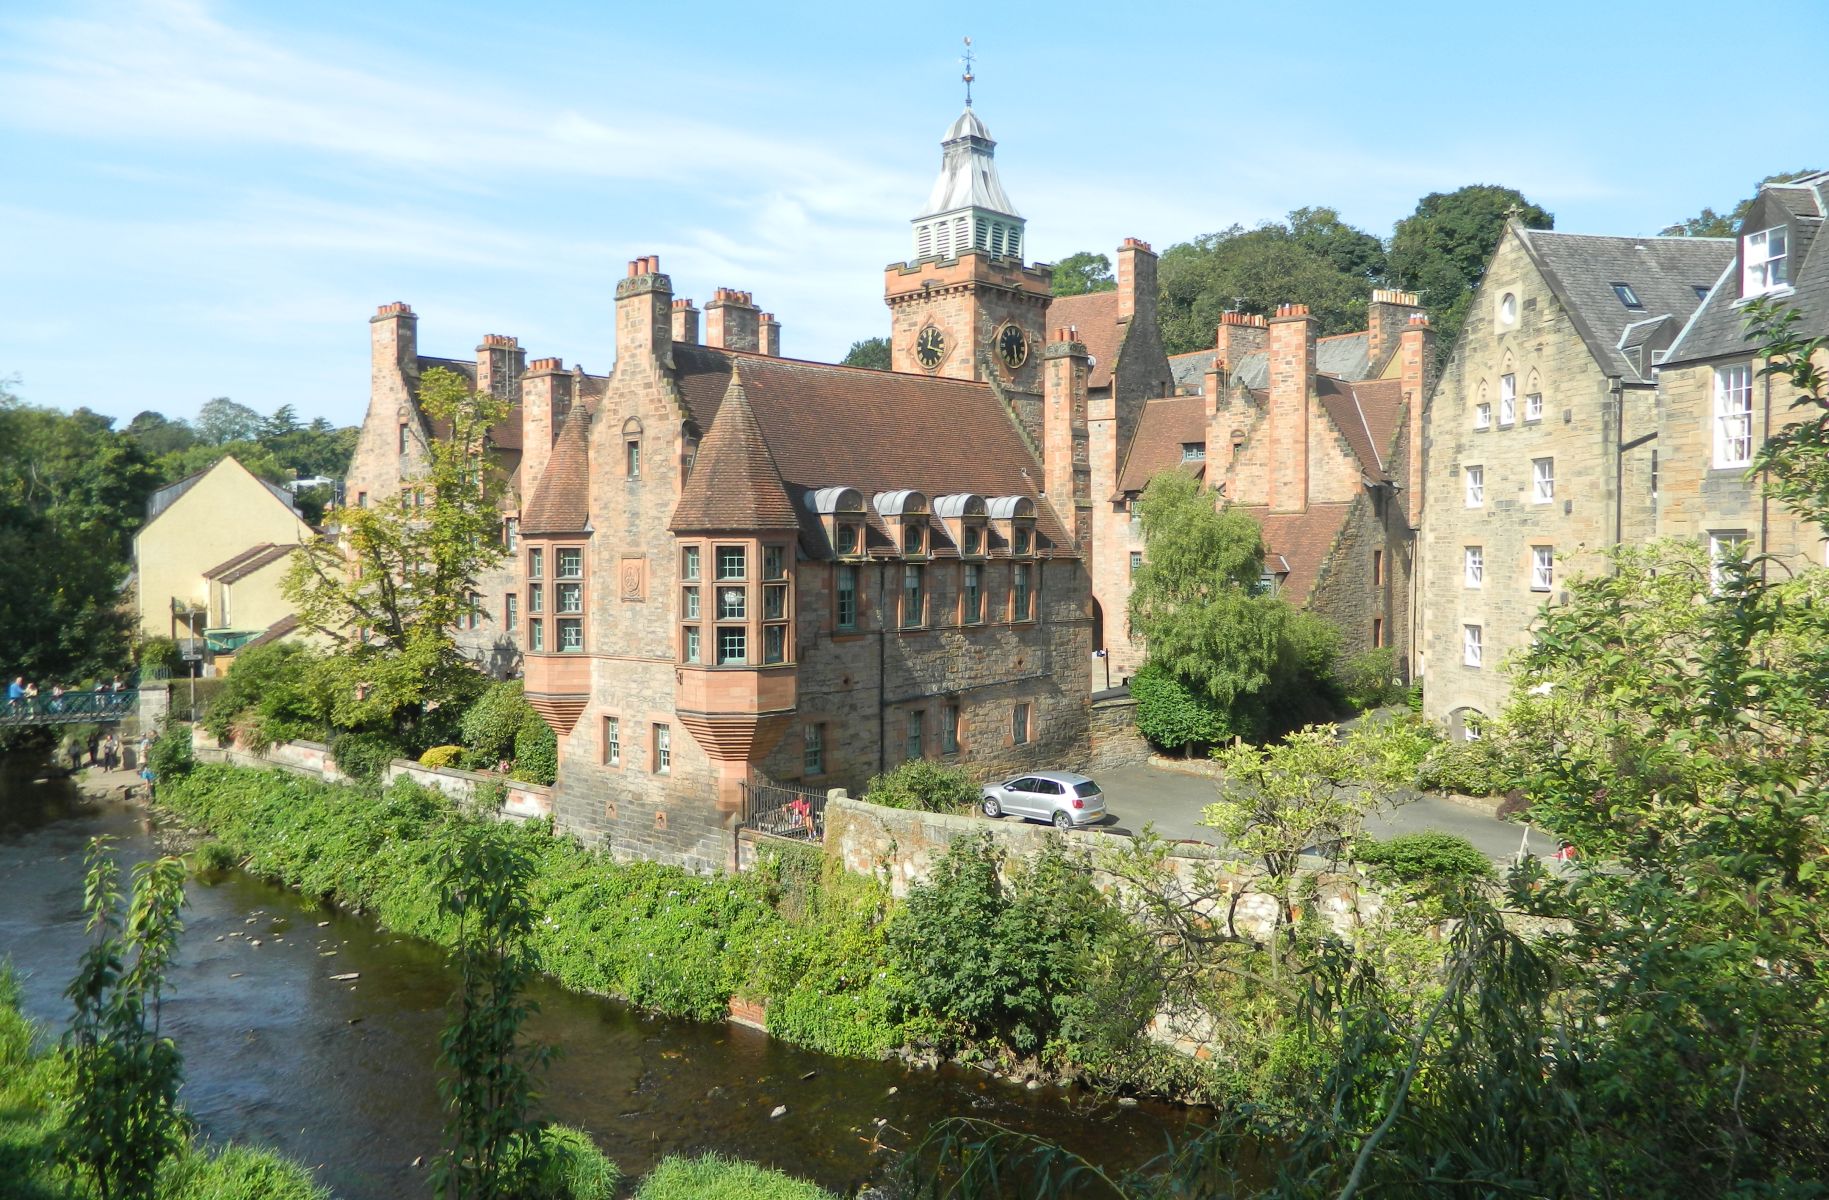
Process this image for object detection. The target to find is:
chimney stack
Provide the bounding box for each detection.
[704,288,761,352]
[614,255,673,369]
[1042,327,1091,548]
[370,301,419,389]
[670,298,700,347]
[758,312,781,357]
[475,333,525,407]
[1115,238,1157,325]
[1214,310,1269,383]
[1399,313,1437,528]
[1267,303,1317,513]
[519,357,572,500]
[1367,288,1425,374]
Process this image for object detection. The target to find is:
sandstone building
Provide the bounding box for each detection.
[1418,219,1733,732]
[1656,171,1829,570]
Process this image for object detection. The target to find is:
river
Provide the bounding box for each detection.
[0,769,1197,1197]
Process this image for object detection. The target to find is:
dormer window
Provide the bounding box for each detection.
[836,524,858,555]
[1611,283,1643,309]
[1181,443,1206,462]
[1743,226,1788,294]
[1014,527,1032,555]
[963,526,982,556]
[904,524,924,556]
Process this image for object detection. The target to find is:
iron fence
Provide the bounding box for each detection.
[738,778,828,842]
[0,689,138,728]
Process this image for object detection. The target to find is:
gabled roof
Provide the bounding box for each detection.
[1512,227,1732,382]
[1317,376,1402,481]
[203,543,294,583]
[416,356,524,451]
[238,614,299,652]
[521,403,594,535]
[670,369,799,533]
[1247,503,1354,605]
[1047,291,1123,389]
[1169,331,1371,396]
[1665,172,1829,366]
[145,456,302,524]
[669,346,1070,551]
[1117,396,1208,494]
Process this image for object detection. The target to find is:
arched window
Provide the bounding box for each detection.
[622,417,643,480]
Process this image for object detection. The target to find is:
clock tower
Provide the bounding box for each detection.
[884,104,1052,390]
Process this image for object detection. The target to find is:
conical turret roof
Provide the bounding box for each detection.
[669,367,799,533]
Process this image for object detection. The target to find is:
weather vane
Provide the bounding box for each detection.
[960,36,975,107]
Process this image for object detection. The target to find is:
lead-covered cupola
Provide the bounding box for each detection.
[911,106,1024,264]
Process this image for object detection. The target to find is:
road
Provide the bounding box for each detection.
[1086,761,1557,863]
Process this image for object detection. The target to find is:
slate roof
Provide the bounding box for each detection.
[1248,503,1354,605]
[669,346,1071,551]
[1117,397,1208,494]
[1513,228,1733,382]
[670,369,800,533]
[1665,172,1829,366]
[203,543,294,583]
[1046,291,1123,389]
[520,403,594,535]
[146,457,301,524]
[1168,331,1371,396]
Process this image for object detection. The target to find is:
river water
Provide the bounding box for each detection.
[0,771,1196,1197]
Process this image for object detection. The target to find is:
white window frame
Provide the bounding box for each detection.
[1713,364,1753,468]
[1524,391,1543,422]
[1709,531,1748,594]
[1499,374,1516,426]
[1463,624,1483,669]
[1532,546,1554,592]
[1743,225,1788,295]
[1532,457,1555,503]
[1464,546,1483,588]
[604,716,620,766]
[1464,465,1484,507]
[1474,402,1491,430]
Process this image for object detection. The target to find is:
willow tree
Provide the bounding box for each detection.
[284,368,508,738]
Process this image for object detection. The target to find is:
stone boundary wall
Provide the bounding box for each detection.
[188,729,553,822]
[1087,693,1150,771]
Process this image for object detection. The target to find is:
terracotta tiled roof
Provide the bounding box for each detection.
[239,613,299,651]
[1316,376,1402,481]
[203,543,294,582]
[1246,503,1354,605]
[670,368,800,533]
[670,346,1070,550]
[1117,396,1208,494]
[521,404,594,534]
[1046,291,1123,389]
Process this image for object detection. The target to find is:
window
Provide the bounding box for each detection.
[555,548,581,579]
[716,585,746,620]
[1013,527,1032,555]
[528,547,544,579]
[682,545,700,581]
[904,523,924,555]
[603,716,620,766]
[716,546,746,580]
[504,593,518,631]
[625,439,641,478]
[1013,563,1032,621]
[963,526,982,556]
[963,563,983,624]
[1474,402,1492,430]
[1611,282,1643,309]
[1532,457,1555,503]
[902,565,924,628]
[1743,226,1788,294]
[906,711,923,760]
[1463,624,1483,668]
[503,518,519,551]
[1709,532,1749,593]
[1255,569,1277,596]
[1713,364,1753,467]
[558,617,582,651]
[717,627,747,664]
[1464,466,1484,507]
[835,565,858,630]
[1181,443,1206,462]
[1372,617,1384,648]
[1694,284,1711,301]
[1464,546,1484,588]
[1532,546,1554,591]
[529,583,544,614]
[682,586,700,619]
[941,704,959,754]
[1129,551,1143,579]
[1498,292,1518,325]
[1499,374,1516,425]
[764,582,786,620]
[653,724,670,774]
[803,723,824,775]
[764,624,786,664]
[1372,549,1384,586]
[836,524,858,555]
[1650,449,1659,500]
[528,619,544,652]
[683,626,700,663]
[1525,391,1543,422]
[1012,702,1030,745]
[763,545,785,580]
[398,423,409,454]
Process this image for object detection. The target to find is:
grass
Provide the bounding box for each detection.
[632,1153,839,1200]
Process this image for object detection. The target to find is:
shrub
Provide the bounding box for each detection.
[418,744,464,770]
[1131,662,1233,752]
[202,641,323,750]
[329,730,405,785]
[1416,736,1513,797]
[1258,608,1347,736]
[148,723,195,781]
[1355,832,1494,886]
[512,714,558,785]
[193,840,237,872]
[862,758,977,813]
[158,1143,333,1200]
[1337,646,1402,712]
[461,681,535,766]
[633,1153,837,1200]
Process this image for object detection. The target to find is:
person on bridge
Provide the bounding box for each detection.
[6,678,21,711]
[49,684,64,713]
[23,682,38,710]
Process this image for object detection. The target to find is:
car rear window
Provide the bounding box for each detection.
[1073,781,1101,798]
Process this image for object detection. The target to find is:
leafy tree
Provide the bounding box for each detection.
[202,640,326,750]
[123,411,199,459]
[1129,662,1232,754]
[840,337,892,371]
[1387,185,1552,348]
[1157,208,1387,353]
[434,820,552,1200]
[1662,169,1823,237]
[194,397,265,446]
[59,839,191,1200]
[284,368,507,746]
[1049,251,1115,296]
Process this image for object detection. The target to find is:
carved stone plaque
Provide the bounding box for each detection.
[619,555,647,602]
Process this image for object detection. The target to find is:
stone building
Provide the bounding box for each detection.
[1656,172,1829,569]
[1418,220,1733,732]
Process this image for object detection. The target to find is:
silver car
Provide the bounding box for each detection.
[980,770,1106,830]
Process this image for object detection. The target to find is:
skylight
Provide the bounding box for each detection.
[1612,283,1643,308]
[1693,285,1710,301]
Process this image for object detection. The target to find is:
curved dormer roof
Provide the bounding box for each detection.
[932,493,988,519]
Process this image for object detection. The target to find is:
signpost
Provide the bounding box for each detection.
[181,647,202,721]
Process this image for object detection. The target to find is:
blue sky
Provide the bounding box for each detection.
[3,0,1824,429]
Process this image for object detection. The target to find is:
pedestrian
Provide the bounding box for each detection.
[86,731,101,766]
[140,760,156,797]
[102,733,118,772]
[110,675,125,694]
[23,682,38,713]
[49,683,64,714]
[6,677,21,713]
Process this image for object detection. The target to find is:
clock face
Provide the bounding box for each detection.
[996,322,1029,370]
[915,325,946,370]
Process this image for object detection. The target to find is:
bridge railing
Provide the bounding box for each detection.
[0,689,139,727]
